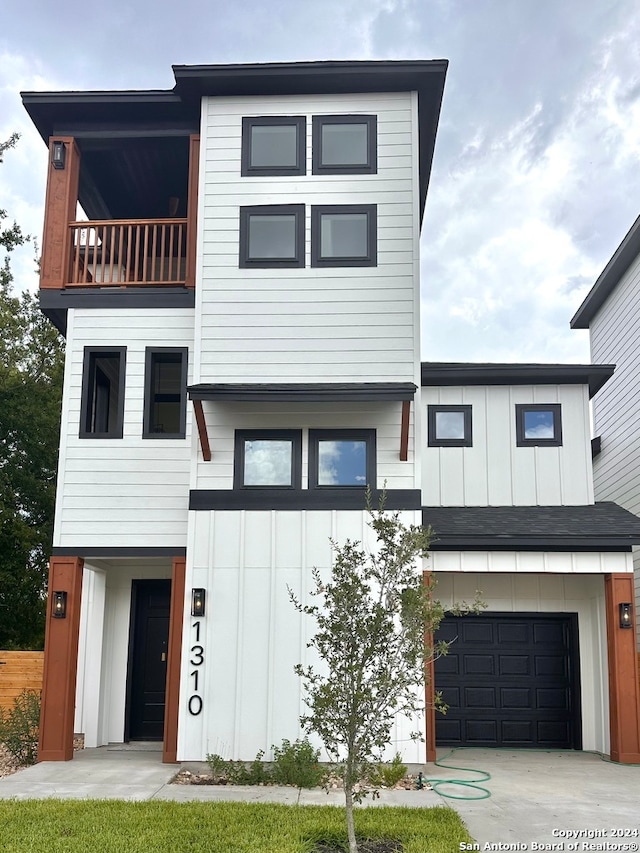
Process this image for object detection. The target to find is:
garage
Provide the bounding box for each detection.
[434,613,582,749]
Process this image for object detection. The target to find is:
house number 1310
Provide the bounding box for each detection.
[188,620,204,716]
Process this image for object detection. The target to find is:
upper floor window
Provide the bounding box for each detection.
[239,205,305,268]
[515,404,562,447]
[308,429,376,488]
[427,405,472,447]
[143,348,188,438]
[80,347,126,439]
[234,430,302,488]
[312,115,377,174]
[311,204,377,267]
[241,116,306,176]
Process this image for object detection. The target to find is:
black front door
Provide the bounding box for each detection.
[127,579,171,741]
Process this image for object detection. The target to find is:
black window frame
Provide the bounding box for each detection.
[241,116,307,177]
[142,347,188,439]
[427,405,473,448]
[515,403,563,447]
[233,429,303,489]
[311,204,377,268]
[79,346,127,439]
[308,428,376,489]
[312,115,377,175]
[239,204,305,269]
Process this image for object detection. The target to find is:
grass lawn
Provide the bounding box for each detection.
[0,800,473,852]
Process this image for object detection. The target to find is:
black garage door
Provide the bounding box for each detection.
[435,613,581,749]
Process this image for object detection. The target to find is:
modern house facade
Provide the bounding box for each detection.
[571,214,640,650]
[22,60,640,767]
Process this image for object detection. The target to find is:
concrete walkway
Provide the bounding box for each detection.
[1,746,639,848]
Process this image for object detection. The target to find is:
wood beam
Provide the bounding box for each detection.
[163,556,186,763]
[400,399,410,461]
[605,573,640,763]
[38,556,84,761]
[185,134,199,288]
[192,399,211,461]
[40,137,80,289]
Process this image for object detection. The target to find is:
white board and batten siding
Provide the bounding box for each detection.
[195,91,420,385]
[54,307,194,551]
[422,384,594,506]
[178,508,424,762]
[435,571,610,754]
[589,250,640,640]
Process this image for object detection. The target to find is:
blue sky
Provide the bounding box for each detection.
[2,0,639,363]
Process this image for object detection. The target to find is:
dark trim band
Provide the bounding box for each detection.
[190,488,421,511]
[51,547,187,558]
[429,537,632,553]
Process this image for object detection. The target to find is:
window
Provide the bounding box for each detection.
[234,430,302,488]
[241,116,306,176]
[80,347,126,438]
[427,405,472,447]
[311,205,377,267]
[239,205,305,268]
[143,348,188,438]
[312,115,377,174]
[308,429,376,488]
[515,404,562,446]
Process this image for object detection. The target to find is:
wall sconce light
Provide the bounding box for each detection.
[191,588,206,618]
[619,602,633,629]
[52,590,67,619]
[52,141,66,170]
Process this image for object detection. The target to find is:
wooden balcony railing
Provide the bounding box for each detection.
[67,219,188,286]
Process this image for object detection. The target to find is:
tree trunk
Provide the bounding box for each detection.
[345,781,358,853]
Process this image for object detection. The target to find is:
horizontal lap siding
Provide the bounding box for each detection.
[590,253,640,642]
[0,652,44,709]
[54,309,194,550]
[194,400,414,490]
[422,384,593,506]
[198,92,418,384]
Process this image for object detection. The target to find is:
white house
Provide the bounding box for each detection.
[22,60,640,767]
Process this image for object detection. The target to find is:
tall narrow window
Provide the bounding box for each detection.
[143,348,188,438]
[80,347,126,438]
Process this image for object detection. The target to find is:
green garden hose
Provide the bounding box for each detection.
[424,748,492,800]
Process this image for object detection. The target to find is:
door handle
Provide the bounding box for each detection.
[161,652,166,662]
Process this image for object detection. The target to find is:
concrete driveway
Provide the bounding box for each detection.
[0,745,638,848]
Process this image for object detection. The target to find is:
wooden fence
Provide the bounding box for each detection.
[0,651,44,710]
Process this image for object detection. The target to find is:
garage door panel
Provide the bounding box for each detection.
[499,655,530,675]
[435,613,580,749]
[463,654,494,675]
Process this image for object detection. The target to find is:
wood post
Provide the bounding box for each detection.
[40,138,80,289]
[605,573,640,764]
[185,135,200,289]
[38,556,84,761]
[163,556,186,763]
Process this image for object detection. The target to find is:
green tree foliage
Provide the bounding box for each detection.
[291,499,481,853]
[0,134,64,649]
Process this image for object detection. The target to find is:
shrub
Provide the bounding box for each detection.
[0,689,41,766]
[271,738,325,788]
[206,750,273,785]
[368,752,407,788]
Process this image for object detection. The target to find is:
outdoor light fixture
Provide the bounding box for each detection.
[52,590,67,619]
[619,602,633,629]
[51,141,66,170]
[191,588,206,617]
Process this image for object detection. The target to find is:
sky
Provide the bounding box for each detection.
[2,0,639,364]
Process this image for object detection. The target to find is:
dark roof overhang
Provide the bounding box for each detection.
[571,213,640,329]
[423,502,640,552]
[187,381,417,403]
[420,362,615,399]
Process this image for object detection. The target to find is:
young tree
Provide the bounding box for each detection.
[0,134,65,648]
[290,500,451,853]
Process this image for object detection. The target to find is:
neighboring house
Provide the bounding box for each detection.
[22,60,640,768]
[571,214,640,651]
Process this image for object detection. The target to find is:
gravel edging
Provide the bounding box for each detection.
[0,745,24,779]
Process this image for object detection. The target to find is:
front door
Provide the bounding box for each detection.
[127,579,171,741]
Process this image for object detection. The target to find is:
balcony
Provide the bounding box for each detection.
[67,219,188,287]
